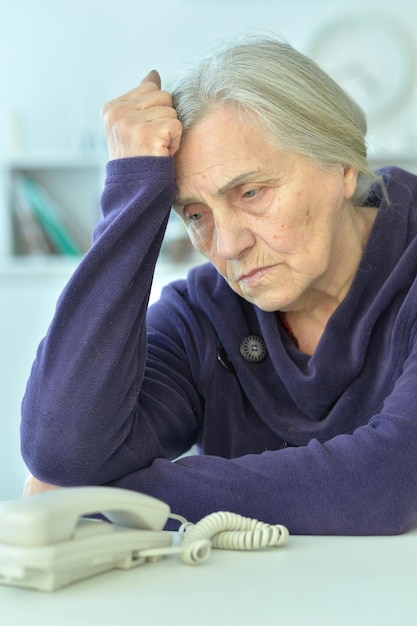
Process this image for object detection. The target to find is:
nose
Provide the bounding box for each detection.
[214,213,255,260]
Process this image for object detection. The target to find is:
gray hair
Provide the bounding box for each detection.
[171,36,383,206]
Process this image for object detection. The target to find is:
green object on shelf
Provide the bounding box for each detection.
[15,176,83,256]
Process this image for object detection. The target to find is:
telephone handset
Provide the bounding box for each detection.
[0,486,171,547]
[0,486,289,592]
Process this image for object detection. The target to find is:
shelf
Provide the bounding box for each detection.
[1,152,107,170]
[0,153,105,260]
[0,255,80,277]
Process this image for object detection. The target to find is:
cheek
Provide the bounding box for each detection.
[188,226,232,280]
[263,213,299,248]
[187,225,213,259]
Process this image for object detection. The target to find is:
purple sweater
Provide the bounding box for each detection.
[21,157,417,535]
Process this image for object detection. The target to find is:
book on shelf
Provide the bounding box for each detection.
[12,181,56,255]
[11,174,91,257]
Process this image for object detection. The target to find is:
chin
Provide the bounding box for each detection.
[244,287,303,312]
[241,294,282,313]
[228,280,296,312]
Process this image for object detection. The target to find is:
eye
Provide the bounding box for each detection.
[242,188,260,200]
[186,210,203,222]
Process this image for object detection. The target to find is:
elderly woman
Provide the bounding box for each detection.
[21,37,417,535]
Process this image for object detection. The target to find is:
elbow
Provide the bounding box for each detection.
[21,436,94,487]
[380,505,417,536]
[21,419,100,488]
[21,393,113,486]
[21,414,139,488]
[359,486,417,536]
[377,475,417,535]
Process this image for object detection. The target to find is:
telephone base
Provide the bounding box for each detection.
[0,519,172,592]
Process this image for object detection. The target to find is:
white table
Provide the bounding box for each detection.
[1,528,417,625]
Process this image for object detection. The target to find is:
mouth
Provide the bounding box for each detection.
[236,266,274,288]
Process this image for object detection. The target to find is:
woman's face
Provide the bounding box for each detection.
[174,106,359,313]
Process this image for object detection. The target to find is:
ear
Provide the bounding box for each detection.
[343,167,359,200]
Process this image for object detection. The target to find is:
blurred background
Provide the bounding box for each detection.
[1,0,416,499]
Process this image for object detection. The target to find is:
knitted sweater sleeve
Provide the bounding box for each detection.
[20,156,200,482]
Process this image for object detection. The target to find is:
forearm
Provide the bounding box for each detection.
[21,157,175,483]
[108,410,417,535]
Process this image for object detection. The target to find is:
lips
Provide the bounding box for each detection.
[237,266,273,287]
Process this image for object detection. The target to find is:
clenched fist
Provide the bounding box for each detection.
[101,70,183,160]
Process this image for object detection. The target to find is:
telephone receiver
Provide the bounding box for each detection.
[0,486,170,547]
[0,486,289,592]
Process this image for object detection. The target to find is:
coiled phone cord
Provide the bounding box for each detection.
[140,511,289,565]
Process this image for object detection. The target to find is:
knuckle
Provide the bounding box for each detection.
[100,102,121,126]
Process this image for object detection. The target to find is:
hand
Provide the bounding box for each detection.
[101,70,183,159]
[23,474,61,497]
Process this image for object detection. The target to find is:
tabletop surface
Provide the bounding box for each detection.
[1,527,417,626]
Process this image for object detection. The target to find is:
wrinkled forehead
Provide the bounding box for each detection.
[173,114,266,203]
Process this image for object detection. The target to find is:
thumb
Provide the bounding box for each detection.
[140,69,161,89]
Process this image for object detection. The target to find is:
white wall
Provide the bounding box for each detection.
[0,0,416,500]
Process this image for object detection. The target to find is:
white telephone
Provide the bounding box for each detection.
[0,486,289,592]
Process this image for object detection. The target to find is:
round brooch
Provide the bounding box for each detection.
[239,335,267,363]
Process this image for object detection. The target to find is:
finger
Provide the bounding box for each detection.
[140,69,161,89]
[129,104,178,123]
[101,89,172,129]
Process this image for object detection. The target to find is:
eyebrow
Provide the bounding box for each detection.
[173,170,261,209]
